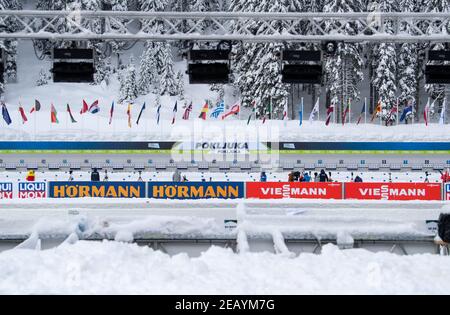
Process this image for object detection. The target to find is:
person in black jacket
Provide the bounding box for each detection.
[319,169,329,182]
[91,168,100,182]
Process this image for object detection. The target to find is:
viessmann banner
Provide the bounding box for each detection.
[246,182,343,199]
[147,182,245,199]
[345,183,442,201]
[49,182,146,198]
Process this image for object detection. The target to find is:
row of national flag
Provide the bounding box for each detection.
[303,97,446,126]
[1,98,447,127]
[0,99,243,127]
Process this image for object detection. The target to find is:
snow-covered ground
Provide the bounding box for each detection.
[1,241,449,294]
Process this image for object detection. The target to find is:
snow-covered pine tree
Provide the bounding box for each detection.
[323,0,365,123]
[140,0,168,33]
[36,68,50,86]
[176,71,185,100]
[138,42,158,94]
[397,0,419,111]
[423,0,450,114]
[94,56,113,85]
[371,0,399,124]
[230,0,292,117]
[119,56,139,103]
[106,0,129,52]
[0,0,21,83]
[158,43,178,96]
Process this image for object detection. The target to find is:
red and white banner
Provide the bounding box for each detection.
[345,183,442,201]
[246,182,343,199]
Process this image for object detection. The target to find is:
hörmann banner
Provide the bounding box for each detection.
[0,183,13,199]
[18,182,46,199]
[345,183,442,201]
[446,184,450,201]
[246,182,343,199]
[147,182,245,199]
[49,182,146,198]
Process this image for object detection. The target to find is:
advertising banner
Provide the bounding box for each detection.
[147,182,245,199]
[246,182,343,199]
[345,182,442,201]
[18,182,46,199]
[446,183,450,201]
[49,182,146,198]
[0,183,13,199]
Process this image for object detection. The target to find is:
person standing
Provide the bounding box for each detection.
[172,169,181,182]
[68,170,74,181]
[260,171,267,182]
[26,170,35,182]
[319,169,328,182]
[91,168,100,182]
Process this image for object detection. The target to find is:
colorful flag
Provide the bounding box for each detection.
[424,98,430,126]
[30,100,41,114]
[325,103,335,126]
[2,102,12,125]
[171,101,178,125]
[247,100,256,125]
[136,102,146,125]
[210,101,225,119]
[222,103,240,120]
[109,101,114,125]
[262,103,270,124]
[156,104,161,125]
[342,99,350,125]
[356,100,367,125]
[283,102,288,120]
[440,98,446,125]
[199,102,209,120]
[19,104,28,124]
[182,102,193,120]
[399,104,413,122]
[80,100,89,114]
[88,100,99,114]
[66,104,77,123]
[127,103,132,128]
[309,99,320,123]
[387,105,398,124]
[370,100,382,122]
[51,104,59,123]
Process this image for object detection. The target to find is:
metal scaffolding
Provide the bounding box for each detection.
[0,10,449,42]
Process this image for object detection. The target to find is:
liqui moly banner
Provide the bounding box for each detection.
[345,183,442,201]
[18,182,46,199]
[0,183,13,199]
[445,184,450,201]
[246,182,343,199]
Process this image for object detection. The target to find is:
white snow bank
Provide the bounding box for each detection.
[0,241,449,294]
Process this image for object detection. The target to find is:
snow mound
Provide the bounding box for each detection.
[0,241,449,294]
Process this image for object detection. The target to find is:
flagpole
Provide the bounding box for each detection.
[301,97,304,126]
[318,97,320,122]
[396,98,399,126]
[349,99,351,124]
[380,100,382,126]
[364,98,367,124]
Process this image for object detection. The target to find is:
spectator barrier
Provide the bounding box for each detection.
[0,181,446,201]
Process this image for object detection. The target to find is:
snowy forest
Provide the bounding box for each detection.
[0,0,449,123]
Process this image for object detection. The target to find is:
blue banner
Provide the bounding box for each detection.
[0,182,13,199]
[148,182,245,199]
[18,182,46,199]
[49,182,146,198]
